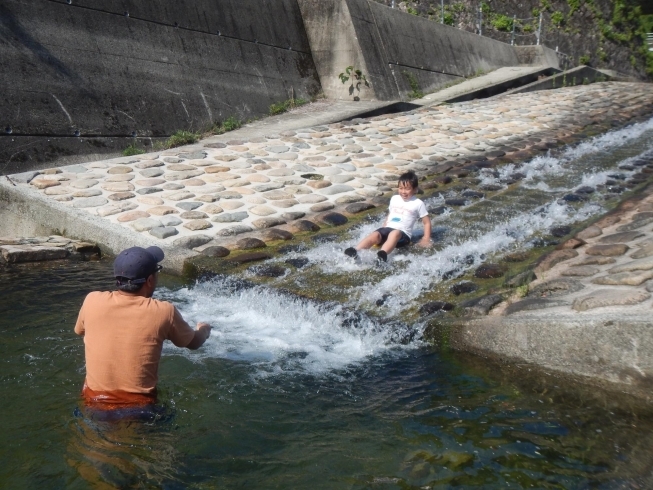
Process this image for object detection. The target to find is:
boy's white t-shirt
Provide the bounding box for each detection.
[385,195,428,238]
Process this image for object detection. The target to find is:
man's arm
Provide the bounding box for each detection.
[418,215,431,247]
[186,322,211,350]
[74,297,88,336]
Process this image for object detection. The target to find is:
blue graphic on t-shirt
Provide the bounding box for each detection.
[390,217,401,222]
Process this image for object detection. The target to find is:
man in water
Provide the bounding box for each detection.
[74,246,211,410]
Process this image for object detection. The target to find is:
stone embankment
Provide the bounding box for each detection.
[0,236,100,266]
[445,187,653,400]
[4,82,653,271]
[511,195,653,315]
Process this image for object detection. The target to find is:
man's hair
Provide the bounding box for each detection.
[398,170,419,189]
[116,277,146,293]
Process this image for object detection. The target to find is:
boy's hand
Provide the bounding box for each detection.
[419,216,432,248]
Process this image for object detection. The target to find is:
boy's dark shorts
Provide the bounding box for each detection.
[375,227,411,248]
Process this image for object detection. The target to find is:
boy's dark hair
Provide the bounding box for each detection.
[398,170,419,189]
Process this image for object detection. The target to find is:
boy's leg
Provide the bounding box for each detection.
[345,231,382,259]
[380,230,404,255]
[356,231,383,250]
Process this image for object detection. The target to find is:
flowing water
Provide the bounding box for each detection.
[2,120,653,488]
[262,117,653,317]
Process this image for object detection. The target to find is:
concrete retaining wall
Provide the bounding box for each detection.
[0,178,195,272]
[0,0,321,172]
[514,45,567,70]
[503,65,613,96]
[439,312,653,401]
[299,0,525,101]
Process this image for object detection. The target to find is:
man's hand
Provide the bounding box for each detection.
[187,322,212,350]
[417,239,432,248]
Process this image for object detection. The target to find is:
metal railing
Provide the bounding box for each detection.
[647,33,653,52]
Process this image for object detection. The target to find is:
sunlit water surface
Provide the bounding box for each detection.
[2,121,653,488]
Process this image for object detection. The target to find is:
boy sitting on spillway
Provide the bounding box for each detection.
[345,170,431,263]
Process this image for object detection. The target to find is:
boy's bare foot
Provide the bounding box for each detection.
[376,250,387,263]
[344,247,358,258]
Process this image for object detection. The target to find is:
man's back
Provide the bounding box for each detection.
[75,291,195,396]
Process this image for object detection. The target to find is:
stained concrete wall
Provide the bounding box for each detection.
[297,0,384,103]
[299,0,525,102]
[443,312,653,401]
[514,45,567,70]
[0,0,321,172]
[502,65,613,96]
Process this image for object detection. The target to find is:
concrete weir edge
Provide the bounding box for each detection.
[0,179,197,273]
[429,312,653,402]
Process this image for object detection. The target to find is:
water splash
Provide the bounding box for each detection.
[158,278,421,376]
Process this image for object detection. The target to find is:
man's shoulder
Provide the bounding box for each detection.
[148,297,175,311]
[84,290,111,302]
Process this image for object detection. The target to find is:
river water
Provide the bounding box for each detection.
[2,121,653,488]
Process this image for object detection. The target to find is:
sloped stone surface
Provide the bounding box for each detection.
[572,289,651,311]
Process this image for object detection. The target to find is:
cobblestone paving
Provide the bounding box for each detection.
[10,83,653,255]
[495,189,653,316]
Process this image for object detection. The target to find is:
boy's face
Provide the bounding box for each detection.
[398,181,417,201]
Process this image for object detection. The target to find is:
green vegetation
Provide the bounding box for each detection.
[579,54,591,65]
[516,285,529,298]
[450,2,466,13]
[640,15,653,77]
[406,6,419,15]
[551,11,565,27]
[338,66,370,100]
[122,143,145,156]
[402,71,424,99]
[491,14,514,32]
[441,2,466,26]
[269,97,308,116]
[567,0,581,17]
[164,130,199,149]
[220,116,241,132]
[205,116,242,134]
[642,14,653,33]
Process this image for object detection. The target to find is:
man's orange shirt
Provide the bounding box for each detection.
[75,291,196,402]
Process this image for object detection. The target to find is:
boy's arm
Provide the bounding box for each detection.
[417,215,431,247]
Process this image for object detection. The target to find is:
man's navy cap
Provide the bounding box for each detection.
[113,246,164,282]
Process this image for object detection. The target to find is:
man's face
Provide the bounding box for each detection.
[398,181,417,201]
